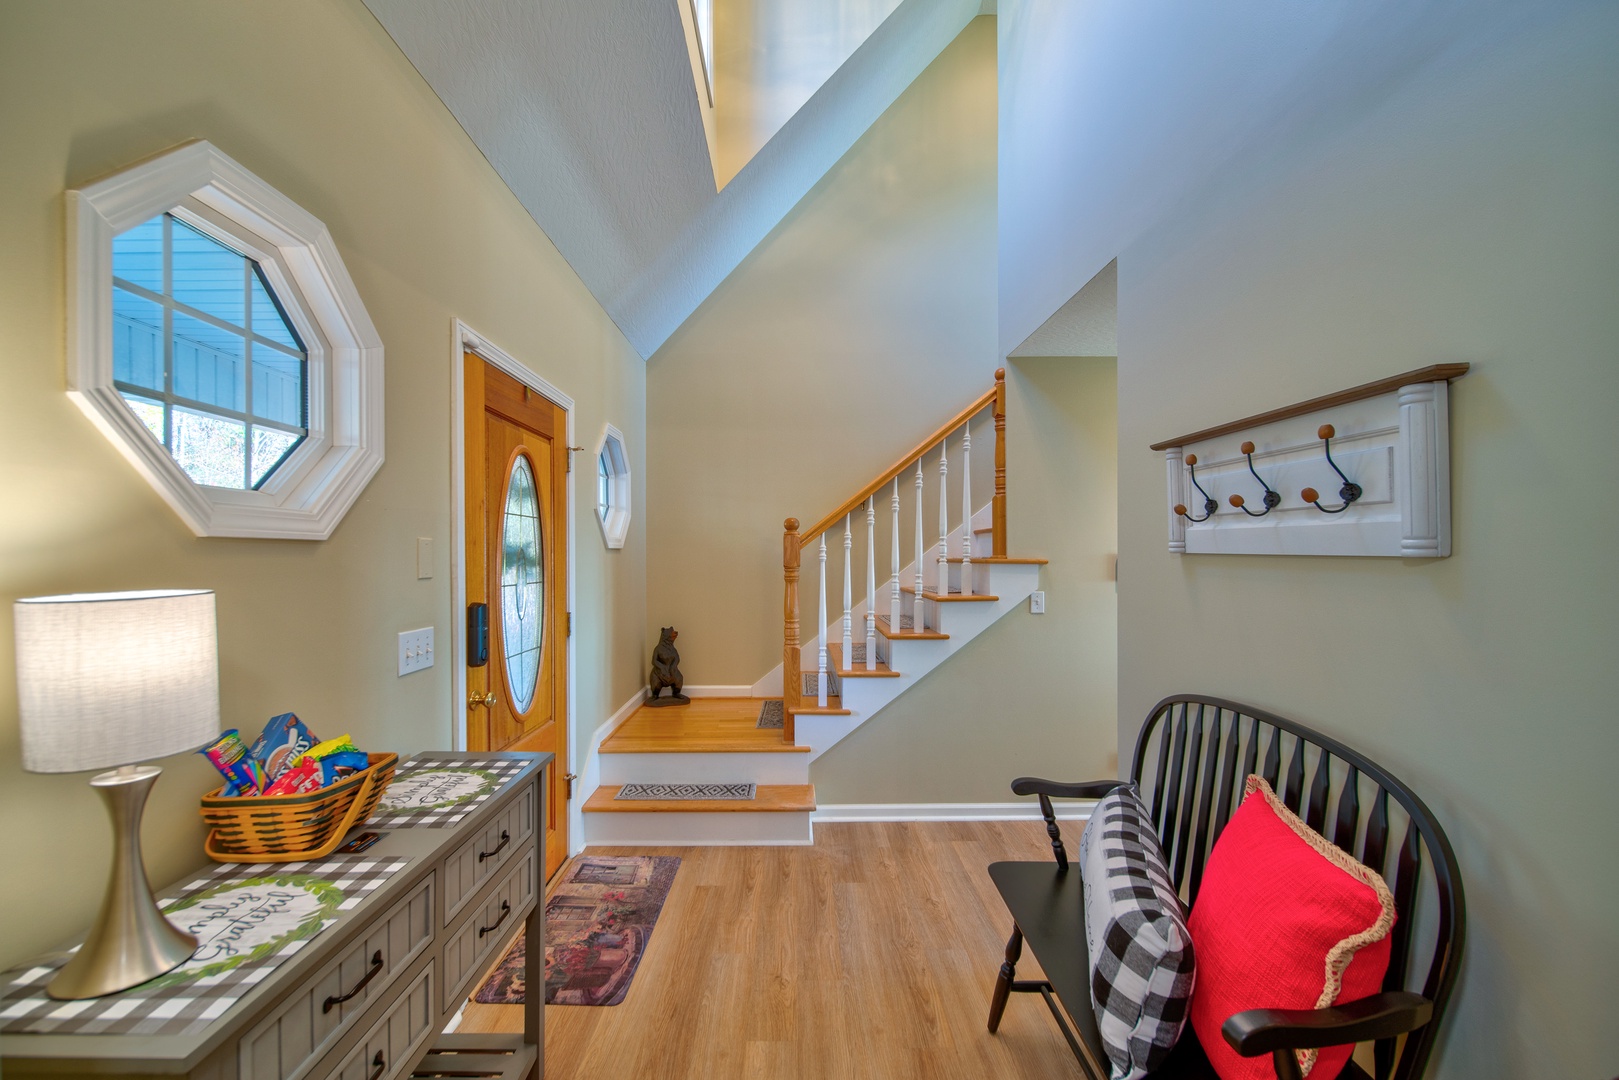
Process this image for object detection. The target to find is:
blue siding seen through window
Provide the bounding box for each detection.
[109,213,307,489]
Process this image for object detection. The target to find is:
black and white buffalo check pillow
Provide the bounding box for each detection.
[1077,786,1196,1080]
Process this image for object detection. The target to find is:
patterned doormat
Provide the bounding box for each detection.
[615,783,755,800]
[475,855,679,1007]
[757,699,784,728]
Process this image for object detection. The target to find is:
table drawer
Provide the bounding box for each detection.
[441,847,535,1013]
[442,780,535,927]
[323,961,435,1080]
[239,873,434,1080]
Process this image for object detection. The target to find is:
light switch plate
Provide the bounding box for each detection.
[399,627,434,675]
[416,538,434,580]
[1029,591,1045,614]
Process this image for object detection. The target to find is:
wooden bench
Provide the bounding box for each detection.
[987,695,1465,1080]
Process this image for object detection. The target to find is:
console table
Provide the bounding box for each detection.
[0,750,548,1080]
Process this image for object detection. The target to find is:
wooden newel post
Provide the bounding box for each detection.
[993,367,1007,558]
[782,518,801,742]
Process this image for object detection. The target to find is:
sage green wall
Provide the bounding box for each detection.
[813,356,1117,802]
[0,1,647,970]
[1115,8,1619,1077]
[647,17,997,686]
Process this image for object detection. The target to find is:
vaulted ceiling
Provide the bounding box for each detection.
[361,0,983,358]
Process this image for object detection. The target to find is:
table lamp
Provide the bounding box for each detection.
[13,589,221,999]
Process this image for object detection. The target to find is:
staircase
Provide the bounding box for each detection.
[583,369,1045,845]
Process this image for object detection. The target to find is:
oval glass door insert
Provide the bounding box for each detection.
[500,453,544,714]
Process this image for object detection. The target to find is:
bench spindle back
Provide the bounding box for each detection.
[1128,696,1465,1080]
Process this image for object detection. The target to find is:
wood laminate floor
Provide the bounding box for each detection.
[459,820,1088,1080]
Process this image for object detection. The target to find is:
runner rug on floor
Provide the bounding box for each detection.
[475,855,680,1007]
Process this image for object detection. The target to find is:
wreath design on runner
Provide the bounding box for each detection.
[144,873,345,988]
[378,767,502,812]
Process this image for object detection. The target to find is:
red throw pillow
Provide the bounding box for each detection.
[1187,776,1395,1080]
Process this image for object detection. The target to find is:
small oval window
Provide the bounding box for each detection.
[500,454,544,714]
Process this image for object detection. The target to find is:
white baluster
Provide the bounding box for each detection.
[960,424,973,596]
[889,477,902,640]
[937,441,949,599]
[865,498,877,670]
[818,534,828,707]
[841,513,853,678]
[913,461,925,631]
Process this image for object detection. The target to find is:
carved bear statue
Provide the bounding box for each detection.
[646,626,689,707]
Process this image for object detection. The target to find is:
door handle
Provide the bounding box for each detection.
[469,690,496,709]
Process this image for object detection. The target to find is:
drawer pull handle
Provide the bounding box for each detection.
[479,900,512,938]
[368,1050,386,1079]
[323,951,384,1014]
[478,829,510,862]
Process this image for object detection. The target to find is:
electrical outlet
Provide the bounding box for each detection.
[398,627,434,675]
[1029,591,1046,614]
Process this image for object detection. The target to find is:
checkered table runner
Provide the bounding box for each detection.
[0,855,408,1037]
[366,756,530,829]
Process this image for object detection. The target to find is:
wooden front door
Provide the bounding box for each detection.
[465,355,567,878]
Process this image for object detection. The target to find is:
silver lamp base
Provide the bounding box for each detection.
[47,765,198,1000]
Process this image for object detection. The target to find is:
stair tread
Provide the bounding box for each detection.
[826,642,900,678]
[874,614,949,640]
[789,692,852,716]
[900,586,999,602]
[601,698,809,754]
[585,784,816,813]
[945,555,1049,565]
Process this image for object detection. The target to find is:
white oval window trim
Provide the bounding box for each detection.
[67,140,384,540]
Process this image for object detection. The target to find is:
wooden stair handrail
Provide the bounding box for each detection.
[799,372,1002,544]
[784,370,1008,726]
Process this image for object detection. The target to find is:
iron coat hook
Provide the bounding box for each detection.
[1173,454,1218,523]
[1301,425,1363,513]
[1228,441,1281,517]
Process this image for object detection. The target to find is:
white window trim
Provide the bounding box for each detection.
[594,424,631,550]
[67,140,384,539]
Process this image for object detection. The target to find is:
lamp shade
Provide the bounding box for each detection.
[14,590,220,774]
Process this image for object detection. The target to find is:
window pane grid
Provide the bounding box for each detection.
[110,212,308,490]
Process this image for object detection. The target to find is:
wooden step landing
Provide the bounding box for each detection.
[601,697,809,754]
[945,555,1049,565]
[585,784,816,813]
[827,642,900,678]
[901,585,999,602]
[875,614,948,641]
[789,693,851,717]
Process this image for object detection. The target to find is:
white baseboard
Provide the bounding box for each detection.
[811,801,1096,824]
[683,685,754,698]
[571,686,648,856]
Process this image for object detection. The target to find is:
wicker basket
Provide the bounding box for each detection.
[200,751,398,863]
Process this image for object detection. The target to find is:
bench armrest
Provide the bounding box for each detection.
[1222,990,1433,1055]
[1009,777,1125,800]
[1009,778,1123,871]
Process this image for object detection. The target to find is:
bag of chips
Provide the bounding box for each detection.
[262,758,325,797]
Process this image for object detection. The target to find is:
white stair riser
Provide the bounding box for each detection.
[802,562,1043,762]
[584,811,813,846]
[598,752,810,786]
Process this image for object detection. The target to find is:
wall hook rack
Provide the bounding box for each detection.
[1300,425,1363,514]
[1173,454,1218,523]
[1228,441,1282,517]
[1153,363,1467,557]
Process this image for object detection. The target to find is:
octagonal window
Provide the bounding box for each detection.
[68,141,384,539]
[111,213,307,490]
